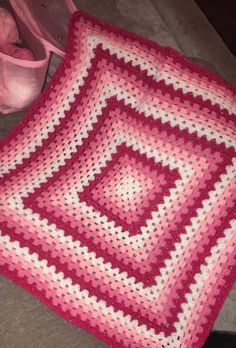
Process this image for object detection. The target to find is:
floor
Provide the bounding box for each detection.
[0,1,235,347]
[195,0,236,56]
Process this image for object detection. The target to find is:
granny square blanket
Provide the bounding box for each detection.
[0,11,236,348]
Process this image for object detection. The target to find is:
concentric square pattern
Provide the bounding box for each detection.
[80,143,179,235]
[0,10,235,348]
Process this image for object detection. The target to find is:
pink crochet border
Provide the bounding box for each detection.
[2,63,234,331]
[0,10,236,348]
[4,43,235,291]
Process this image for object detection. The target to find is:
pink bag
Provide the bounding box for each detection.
[0,0,76,114]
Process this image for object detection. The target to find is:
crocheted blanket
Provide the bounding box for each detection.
[0,11,235,348]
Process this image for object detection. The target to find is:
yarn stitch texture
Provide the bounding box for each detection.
[0,11,236,348]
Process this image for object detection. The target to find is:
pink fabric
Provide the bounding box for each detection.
[0,7,19,43]
[9,0,76,56]
[0,5,47,114]
[0,1,76,114]
[0,43,34,60]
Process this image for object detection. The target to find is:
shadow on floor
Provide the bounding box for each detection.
[203,331,236,348]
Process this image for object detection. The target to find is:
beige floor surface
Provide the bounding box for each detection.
[0,1,235,347]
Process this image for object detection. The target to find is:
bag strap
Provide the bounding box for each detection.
[65,0,77,13]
